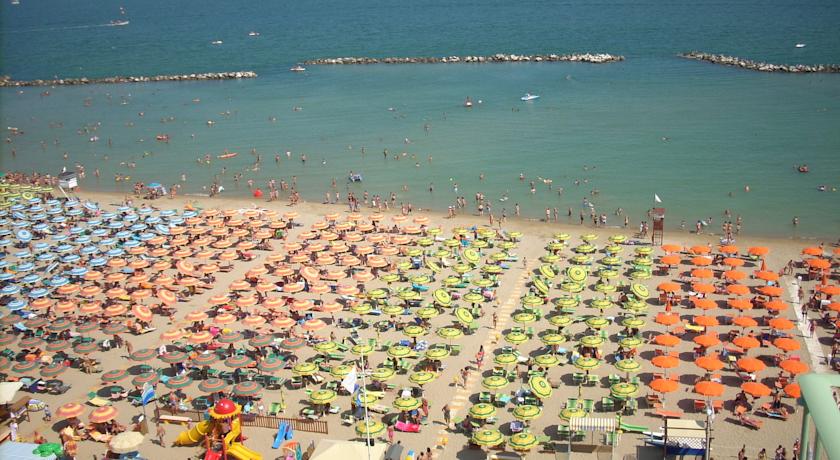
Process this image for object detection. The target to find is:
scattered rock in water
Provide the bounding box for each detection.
[0,71,258,87]
[680,52,840,73]
[303,53,624,65]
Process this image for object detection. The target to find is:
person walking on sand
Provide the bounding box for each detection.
[442,404,451,428]
[156,423,166,446]
[387,423,395,443]
[739,445,747,460]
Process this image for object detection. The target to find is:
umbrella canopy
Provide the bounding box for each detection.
[89,406,119,423]
[611,382,639,398]
[198,378,229,394]
[469,403,497,419]
[355,420,386,437]
[650,378,678,393]
[471,429,504,447]
[482,376,509,391]
[736,357,766,373]
[393,396,422,412]
[109,431,144,454]
[309,389,338,405]
[741,382,772,397]
[695,356,725,371]
[232,381,263,397]
[694,381,725,397]
[512,404,542,421]
[55,402,85,419]
[528,376,553,399]
[614,359,641,373]
[509,433,539,451]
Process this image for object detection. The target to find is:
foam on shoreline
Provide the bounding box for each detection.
[680,52,840,73]
[303,53,624,65]
[0,71,258,87]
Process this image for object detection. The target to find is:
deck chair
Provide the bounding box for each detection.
[581,399,594,413]
[601,397,615,412]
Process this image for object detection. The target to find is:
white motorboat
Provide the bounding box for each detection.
[211,40,223,45]
[464,97,473,108]
[248,31,260,37]
[290,65,306,72]
[795,43,806,48]
[108,20,129,26]
[520,93,540,101]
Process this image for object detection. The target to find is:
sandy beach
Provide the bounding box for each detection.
[0,187,836,460]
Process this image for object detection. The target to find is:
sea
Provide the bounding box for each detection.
[1,0,839,239]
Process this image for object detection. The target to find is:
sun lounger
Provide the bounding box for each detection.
[738,414,763,430]
[395,420,420,432]
[159,414,191,425]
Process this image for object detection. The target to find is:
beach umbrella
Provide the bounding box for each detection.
[292,362,318,376]
[257,357,285,373]
[129,349,157,362]
[102,323,128,335]
[784,383,801,398]
[89,406,119,423]
[694,381,724,397]
[416,307,439,320]
[350,344,374,356]
[409,371,437,385]
[505,331,528,345]
[55,402,85,420]
[330,365,353,378]
[387,345,413,359]
[559,407,586,422]
[630,283,649,299]
[554,297,579,309]
[132,372,159,387]
[40,362,67,378]
[217,331,244,344]
[736,357,765,373]
[728,299,753,311]
[773,338,800,352]
[109,431,144,454]
[651,355,679,369]
[579,335,604,347]
[46,339,71,352]
[225,355,254,369]
[723,270,746,281]
[615,359,641,373]
[280,337,305,349]
[650,379,678,394]
[657,282,680,293]
[370,367,396,382]
[726,284,750,296]
[512,404,542,421]
[393,396,422,412]
[574,357,601,372]
[494,353,518,366]
[529,376,553,399]
[693,315,719,327]
[233,381,263,397]
[314,342,339,354]
[403,325,427,338]
[754,271,779,281]
[540,333,567,346]
[586,317,610,329]
[733,336,760,350]
[471,429,504,447]
[454,307,474,325]
[469,403,497,419]
[437,327,463,340]
[534,354,560,367]
[101,369,130,383]
[482,375,509,391]
[765,300,788,311]
[780,360,808,375]
[610,382,638,399]
[741,382,772,398]
[619,337,643,348]
[73,342,99,354]
[509,433,539,452]
[695,356,725,372]
[355,420,385,437]
[310,389,337,405]
[165,375,193,390]
[548,315,573,328]
[732,316,758,328]
[621,318,646,329]
[160,350,188,363]
[693,334,721,348]
[768,318,795,331]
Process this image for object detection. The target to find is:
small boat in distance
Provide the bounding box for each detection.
[218,152,238,159]
[211,40,223,45]
[521,93,540,101]
[290,65,306,72]
[464,97,473,108]
[248,31,260,37]
[795,43,806,48]
[108,20,130,26]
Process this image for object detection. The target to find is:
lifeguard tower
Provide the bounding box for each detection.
[57,171,77,199]
[651,207,665,245]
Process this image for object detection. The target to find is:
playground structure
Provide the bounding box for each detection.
[174,398,263,460]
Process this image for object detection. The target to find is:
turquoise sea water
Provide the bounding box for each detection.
[1,0,840,238]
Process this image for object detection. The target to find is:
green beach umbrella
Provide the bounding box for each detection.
[409,371,437,385]
[406,249,423,258]
[129,349,157,362]
[471,240,489,249]
[443,276,461,286]
[11,360,39,373]
[547,241,565,251]
[387,345,413,358]
[548,315,573,328]
[292,362,318,376]
[40,362,67,378]
[482,265,502,274]
[224,355,255,369]
[416,237,434,246]
[619,337,644,348]
[614,359,642,373]
[482,375,509,391]
[330,364,353,378]
[165,374,193,390]
[560,407,586,421]
[310,389,337,405]
[355,420,385,437]
[444,238,460,248]
[509,433,539,451]
[574,356,602,371]
[416,307,439,319]
[351,303,373,315]
[160,350,188,363]
[453,264,472,274]
[469,403,497,419]
[541,254,560,263]
[586,317,610,329]
[411,274,432,285]
[494,353,518,366]
[371,367,396,381]
[598,269,619,279]
[249,335,275,348]
[534,354,560,367]
[217,331,243,344]
[591,298,613,310]
[633,257,653,266]
[554,297,579,309]
[354,392,378,408]
[512,404,542,421]
[540,333,567,346]
[397,290,421,301]
[393,396,422,412]
[472,429,504,447]
[258,357,285,373]
[635,246,653,255]
[630,283,650,299]
[539,264,557,279]
[610,234,628,244]
[528,375,552,399]
[437,327,463,340]
[570,255,593,265]
[581,234,598,242]
[463,292,484,303]
[554,232,571,241]
[504,331,528,345]
[575,244,596,254]
[101,369,130,383]
[595,283,617,293]
[454,307,474,325]
[382,305,403,316]
[605,244,623,254]
[380,273,400,283]
[623,300,648,313]
[498,241,516,250]
[521,295,543,307]
[463,248,480,264]
[403,325,427,338]
[351,344,374,356]
[490,252,509,262]
[580,335,604,347]
[192,352,219,366]
[560,281,584,293]
[567,266,588,282]
[622,318,646,328]
[533,278,549,295]
[314,341,339,353]
[368,289,388,300]
[425,348,450,360]
[512,312,536,324]
[198,378,229,394]
[472,278,493,288]
[630,270,652,280]
[433,289,452,306]
[610,382,639,398]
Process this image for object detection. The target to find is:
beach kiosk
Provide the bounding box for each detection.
[651,207,665,245]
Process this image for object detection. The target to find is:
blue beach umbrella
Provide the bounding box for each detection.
[138,207,153,214]
[21,274,41,284]
[45,199,59,206]
[12,221,30,228]
[32,223,49,232]
[65,199,80,207]
[48,276,69,287]
[115,231,132,239]
[1,285,20,295]
[51,216,66,223]
[32,242,49,252]
[89,258,107,267]
[14,250,32,259]
[160,209,176,217]
[87,219,102,227]
[91,228,108,237]
[7,299,26,311]
[52,234,68,242]
[68,267,88,277]
[69,226,85,235]
[80,246,98,256]
[55,244,73,253]
[0,272,14,281]
[29,287,48,298]
[99,238,116,246]
[144,216,160,224]
[124,214,139,222]
[0,228,11,236]
[0,239,11,247]
[106,248,124,257]
[101,212,116,220]
[16,262,35,272]
[123,240,140,248]
[130,223,147,232]
[46,207,62,215]
[75,236,91,245]
[155,224,170,235]
[137,233,155,241]
[36,253,56,262]
[30,213,47,220]
[108,221,124,229]
[16,230,32,242]
[116,206,131,213]
[61,254,81,263]
[84,202,98,211]
[65,208,83,216]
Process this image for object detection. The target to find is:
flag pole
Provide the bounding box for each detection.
[360,354,372,460]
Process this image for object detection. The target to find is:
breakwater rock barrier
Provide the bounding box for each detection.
[0,71,258,87]
[680,52,840,73]
[303,53,624,65]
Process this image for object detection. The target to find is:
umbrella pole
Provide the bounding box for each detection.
[361,354,373,457]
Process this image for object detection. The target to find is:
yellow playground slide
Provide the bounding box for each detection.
[175,420,212,446]
[174,418,262,460]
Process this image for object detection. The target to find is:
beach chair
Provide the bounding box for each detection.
[557,425,571,440]
[572,373,585,385]
[87,392,111,407]
[495,394,511,407]
[601,397,615,412]
[566,398,578,409]
[623,398,638,415]
[739,414,764,430]
[269,402,282,416]
[608,374,621,385]
[582,399,594,413]
[586,374,600,386]
[479,392,492,403]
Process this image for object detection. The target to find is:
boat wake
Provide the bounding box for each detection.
[3,22,127,34]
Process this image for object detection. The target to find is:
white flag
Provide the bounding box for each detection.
[341,366,358,394]
[654,194,662,203]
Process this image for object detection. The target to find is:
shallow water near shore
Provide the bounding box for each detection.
[1,0,840,238]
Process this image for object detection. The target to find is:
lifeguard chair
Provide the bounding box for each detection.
[651,207,665,245]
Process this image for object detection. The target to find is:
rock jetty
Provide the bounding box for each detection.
[680,52,840,73]
[303,53,623,65]
[0,71,258,88]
